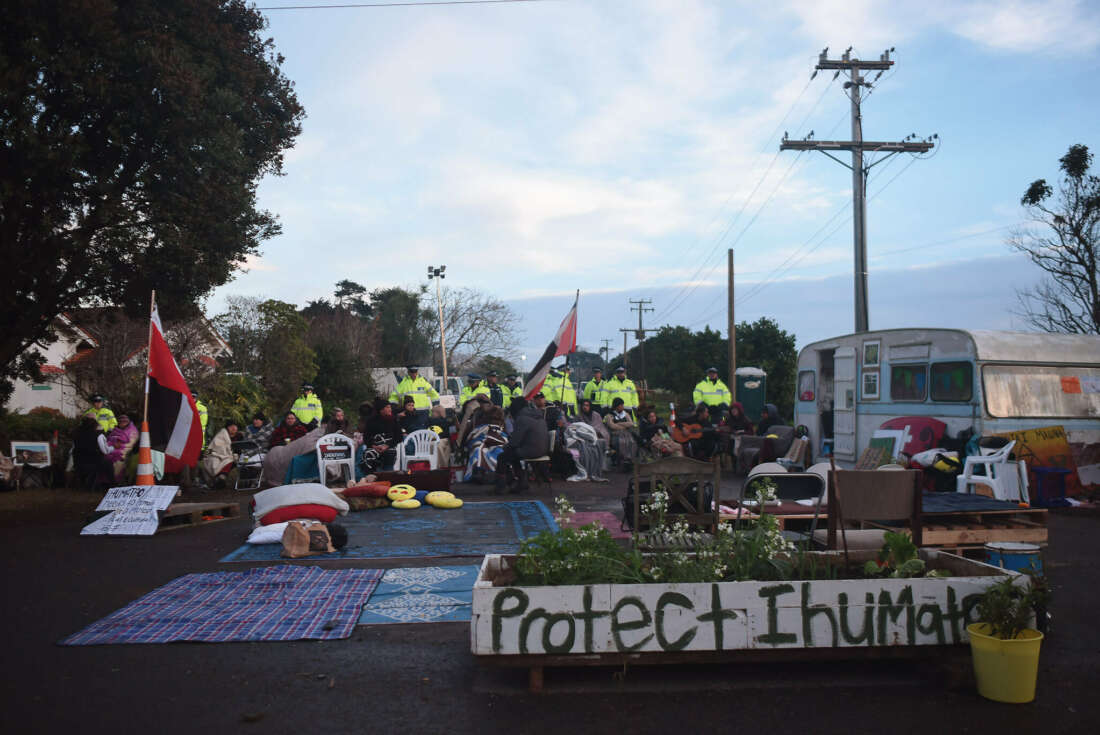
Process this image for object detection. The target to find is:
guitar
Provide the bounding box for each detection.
[670,422,704,444]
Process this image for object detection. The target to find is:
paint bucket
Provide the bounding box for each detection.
[967,623,1044,703]
[984,542,1043,574]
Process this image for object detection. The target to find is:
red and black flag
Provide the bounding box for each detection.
[146,305,203,465]
[524,293,578,400]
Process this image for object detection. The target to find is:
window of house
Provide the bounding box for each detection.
[931,362,973,402]
[983,365,1100,418]
[891,364,927,401]
[798,370,815,402]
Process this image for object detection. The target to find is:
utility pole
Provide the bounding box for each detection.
[780,47,936,333]
[727,248,736,403]
[620,298,658,402]
[599,338,612,369]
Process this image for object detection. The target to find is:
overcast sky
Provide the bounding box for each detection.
[210,0,1100,365]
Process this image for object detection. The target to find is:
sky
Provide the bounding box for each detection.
[210,0,1100,368]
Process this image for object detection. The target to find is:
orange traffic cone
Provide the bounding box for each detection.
[135,421,154,486]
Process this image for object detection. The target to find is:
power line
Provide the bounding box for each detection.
[257,0,548,10]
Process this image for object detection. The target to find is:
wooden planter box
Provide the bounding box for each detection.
[472,551,1019,658]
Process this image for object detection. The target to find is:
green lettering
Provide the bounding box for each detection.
[611,597,654,652]
[801,582,838,647]
[915,604,946,645]
[519,608,551,655]
[942,587,967,643]
[755,583,797,645]
[573,586,609,653]
[876,586,915,645]
[541,613,577,654]
[961,592,983,626]
[491,588,528,653]
[838,591,875,645]
[696,584,739,650]
[656,592,697,651]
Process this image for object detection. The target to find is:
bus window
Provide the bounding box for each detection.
[931,362,973,402]
[891,364,927,401]
[983,364,1100,418]
[798,370,815,401]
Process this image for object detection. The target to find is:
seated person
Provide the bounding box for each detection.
[200,420,240,488]
[270,411,308,447]
[358,397,398,474]
[397,395,428,435]
[71,416,111,491]
[685,403,719,459]
[245,411,275,450]
[757,403,783,436]
[105,412,139,482]
[727,401,755,435]
[639,407,682,457]
[465,402,508,485]
[325,406,351,435]
[603,397,638,470]
[495,397,548,493]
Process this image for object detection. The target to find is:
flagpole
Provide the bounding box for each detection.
[143,290,156,427]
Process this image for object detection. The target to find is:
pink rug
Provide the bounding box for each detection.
[557,511,631,539]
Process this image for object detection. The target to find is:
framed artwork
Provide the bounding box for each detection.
[862,369,880,400]
[862,340,881,368]
[11,441,51,468]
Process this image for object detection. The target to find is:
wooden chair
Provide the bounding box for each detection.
[813,469,922,551]
[632,455,720,547]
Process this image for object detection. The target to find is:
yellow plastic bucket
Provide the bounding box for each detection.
[967,623,1044,703]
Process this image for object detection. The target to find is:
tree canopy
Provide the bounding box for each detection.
[1011,144,1100,334]
[1,0,304,397]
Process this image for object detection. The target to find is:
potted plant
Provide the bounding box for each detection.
[966,574,1050,703]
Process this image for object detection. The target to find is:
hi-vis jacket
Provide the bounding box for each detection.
[84,406,117,432]
[291,392,323,425]
[459,382,491,406]
[389,375,439,410]
[582,379,607,407]
[603,376,638,410]
[692,378,731,407]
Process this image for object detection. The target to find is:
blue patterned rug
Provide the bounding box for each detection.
[61,566,383,645]
[220,501,557,562]
[358,565,480,624]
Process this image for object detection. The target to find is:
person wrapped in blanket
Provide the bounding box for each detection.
[463,403,508,484]
[603,397,638,471]
[105,413,139,482]
[638,407,683,458]
[200,420,240,488]
[563,398,609,482]
[246,411,275,450]
[357,397,399,474]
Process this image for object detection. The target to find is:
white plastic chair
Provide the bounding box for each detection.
[397,429,440,470]
[956,440,1030,502]
[316,433,355,487]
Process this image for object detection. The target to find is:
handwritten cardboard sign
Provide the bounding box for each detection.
[81,485,179,536]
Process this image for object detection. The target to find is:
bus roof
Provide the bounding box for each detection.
[799,328,1100,365]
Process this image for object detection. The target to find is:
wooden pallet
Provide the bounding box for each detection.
[157,502,241,532]
[869,506,1048,550]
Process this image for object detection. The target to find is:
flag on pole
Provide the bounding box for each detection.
[524,294,578,400]
[146,305,203,465]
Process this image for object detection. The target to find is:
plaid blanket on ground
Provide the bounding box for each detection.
[60,565,383,645]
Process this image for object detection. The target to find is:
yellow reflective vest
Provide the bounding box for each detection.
[458,383,491,406]
[195,399,209,448]
[388,375,439,409]
[603,376,639,410]
[582,379,607,407]
[692,378,731,407]
[84,406,117,432]
[291,392,323,425]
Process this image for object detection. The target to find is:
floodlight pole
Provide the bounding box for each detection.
[428,265,448,396]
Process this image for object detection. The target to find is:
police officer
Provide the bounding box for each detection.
[603,366,639,415]
[191,391,209,448]
[582,368,607,412]
[459,373,491,406]
[692,367,731,418]
[556,364,578,416]
[504,374,523,402]
[388,366,439,423]
[485,371,511,409]
[84,394,117,432]
[291,383,323,427]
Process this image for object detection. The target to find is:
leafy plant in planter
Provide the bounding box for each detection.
[862,530,949,579]
[974,575,1051,639]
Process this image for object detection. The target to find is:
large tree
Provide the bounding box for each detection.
[1011,144,1100,334]
[1,0,304,395]
[435,286,522,373]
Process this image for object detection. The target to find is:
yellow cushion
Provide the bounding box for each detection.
[387,484,416,501]
[391,498,421,509]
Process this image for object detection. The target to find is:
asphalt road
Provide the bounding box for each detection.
[1,478,1096,735]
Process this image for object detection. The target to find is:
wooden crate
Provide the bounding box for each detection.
[157,502,241,532]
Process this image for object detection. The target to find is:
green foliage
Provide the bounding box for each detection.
[475,355,520,378]
[370,286,434,366]
[975,576,1051,640]
[862,531,949,579]
[0,408,78,450]
[202,373,271,430]
[566,350,607,378]
[1013,143,1100,334]
[1,0,304,390]
[618,317,798,418]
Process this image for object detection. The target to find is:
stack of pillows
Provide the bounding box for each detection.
[250,483,350,525]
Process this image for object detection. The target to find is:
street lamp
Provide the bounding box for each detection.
[427,265,448,397]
